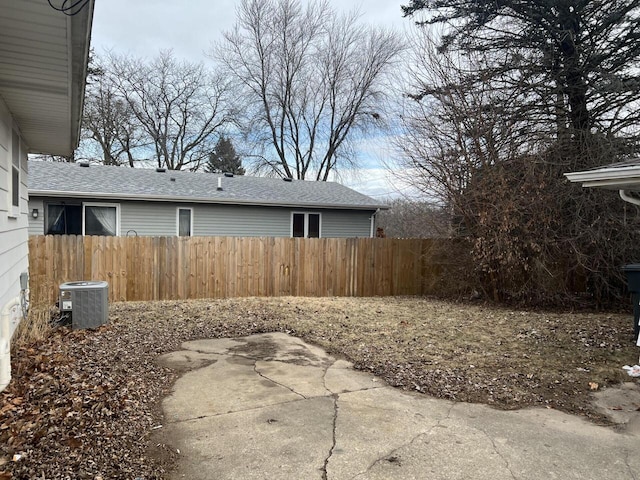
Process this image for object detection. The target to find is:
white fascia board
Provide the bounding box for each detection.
[564,166,640,188]
[28,190,387,211]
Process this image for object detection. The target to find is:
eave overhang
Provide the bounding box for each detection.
[0,0,94,156]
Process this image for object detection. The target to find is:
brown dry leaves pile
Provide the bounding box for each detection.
[0,296,637,479]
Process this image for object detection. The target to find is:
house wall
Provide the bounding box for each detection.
[28,197,375,238]
[0,97,29,335]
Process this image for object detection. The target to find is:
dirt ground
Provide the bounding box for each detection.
[1,296,639,479]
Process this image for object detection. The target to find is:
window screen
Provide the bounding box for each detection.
[178,209,192,236]
[85,205,117,236]
[292,213,305,237]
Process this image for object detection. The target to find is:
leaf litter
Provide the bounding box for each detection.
[1,296,638,478]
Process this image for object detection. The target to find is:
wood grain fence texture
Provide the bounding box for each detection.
[28,236,450,305]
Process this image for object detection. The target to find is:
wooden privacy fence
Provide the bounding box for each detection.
[28,235,451,305]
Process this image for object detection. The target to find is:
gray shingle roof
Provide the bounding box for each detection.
[28,161,385,210]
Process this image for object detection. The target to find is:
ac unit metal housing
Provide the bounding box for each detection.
[59,281,109,329]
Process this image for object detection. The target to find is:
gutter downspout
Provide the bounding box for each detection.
[0,298,20,392]
[620,190,640,206]
[370,209,380,238]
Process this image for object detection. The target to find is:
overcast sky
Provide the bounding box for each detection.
[90,0,416,198]
[91,0,409,59]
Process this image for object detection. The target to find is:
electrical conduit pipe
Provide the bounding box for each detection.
[0,297,20,392]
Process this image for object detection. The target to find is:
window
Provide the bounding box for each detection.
[177,208,192,236]
[84,204,119,236]
[10,131,20,214]
[45,203,119,236]
[46,204,82,235]
[291,212,321,238]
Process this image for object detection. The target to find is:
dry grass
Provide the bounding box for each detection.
[195,296,636,414]
[9,303,54,349]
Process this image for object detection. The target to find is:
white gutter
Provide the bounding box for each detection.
[619,190,640,206]
[0,297,20,392]
[565,167,640,189]
[29,190,389,211]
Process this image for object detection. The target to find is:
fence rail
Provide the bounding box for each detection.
[29,235,450,305]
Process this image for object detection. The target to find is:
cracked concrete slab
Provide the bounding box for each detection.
[171,397,335,480]
[158,333,640,480]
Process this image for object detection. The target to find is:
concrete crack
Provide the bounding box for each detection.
[351,385,385,393]
[351,401,457,479]
[322,360,337,396]
[476,426,518,480]
[625,450,638,480]
[253,363,307,399]
[167,397,308,424]
[322,393,339,480]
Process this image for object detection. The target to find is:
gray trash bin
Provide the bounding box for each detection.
[622,264,640,342]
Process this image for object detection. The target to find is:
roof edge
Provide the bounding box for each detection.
[28,189,387,210]
[68,0,95,155]
[565,165,640,188]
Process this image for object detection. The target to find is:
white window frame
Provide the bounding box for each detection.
[176,207,194,237]
[8,130,20,218]
[291,211,322,238]
[82,202,121,236]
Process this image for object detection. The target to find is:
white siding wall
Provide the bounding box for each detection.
[29,197,375,238]
[0,97,28,327]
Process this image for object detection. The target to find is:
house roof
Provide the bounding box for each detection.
[565,160,640,190]
[28,161,386,211]
[0,0,94,156]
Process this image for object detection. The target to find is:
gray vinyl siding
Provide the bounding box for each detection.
[28,197,375,238]
[120,201,177,236]
[320,210,373,238]
[28,198,44,235]
[194,204,291,236]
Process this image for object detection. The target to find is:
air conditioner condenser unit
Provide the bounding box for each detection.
[59,281,109,329]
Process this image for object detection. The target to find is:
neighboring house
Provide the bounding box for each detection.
[0,0,94,390]
[28,161,386,238]
[565,160,640,206]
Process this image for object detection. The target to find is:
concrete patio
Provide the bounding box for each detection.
[158,332,640,480]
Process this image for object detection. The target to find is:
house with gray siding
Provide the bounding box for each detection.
[0,0,93,391]
[28,161,385,238]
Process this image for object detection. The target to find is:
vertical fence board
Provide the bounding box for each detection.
[28,235,444,305]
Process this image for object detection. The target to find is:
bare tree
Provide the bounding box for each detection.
[105,51,233,170]
[376,198,451,238]
[82,62,144,167]
[397,29,640,307]
[397,33,533,208]
[214,0,404,180]
[402,0,640,170]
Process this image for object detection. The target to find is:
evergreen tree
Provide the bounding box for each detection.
[206,136,245,175]
[402,0,640,166]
